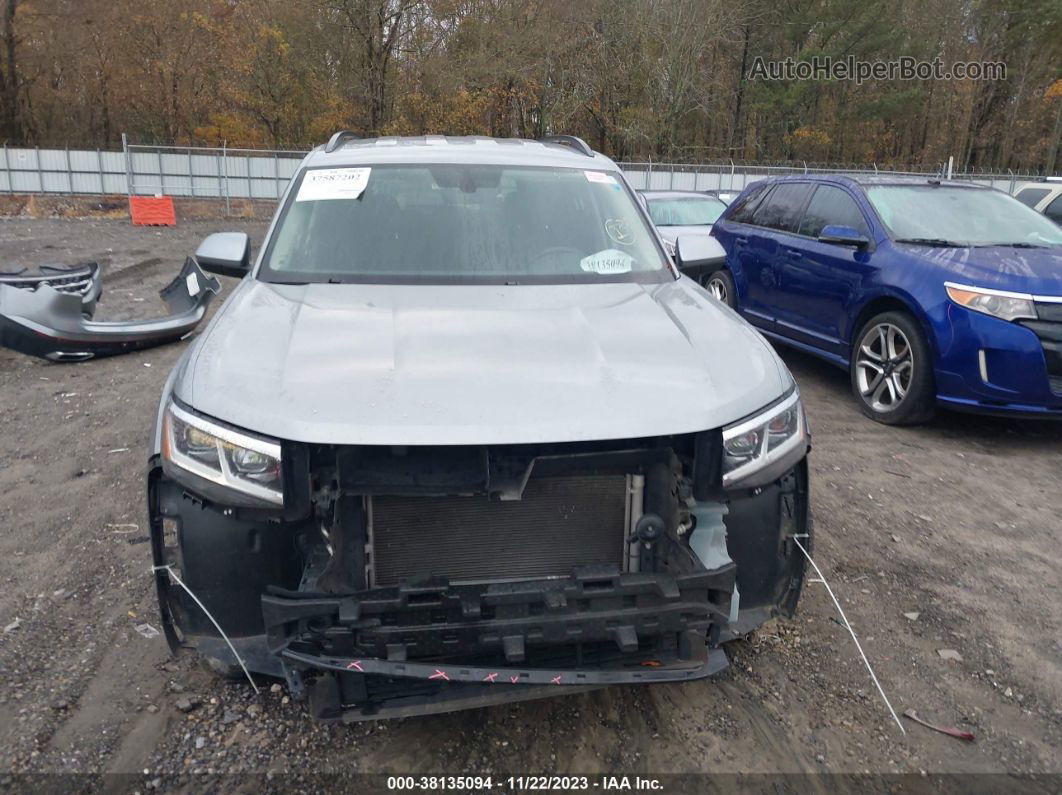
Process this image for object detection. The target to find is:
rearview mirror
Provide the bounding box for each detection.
[195,232,250,278]
[818,224,870,249]
[675,234,727,269]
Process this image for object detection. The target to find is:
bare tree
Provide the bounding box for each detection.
[322,0,420,133]
[0,0,19,142]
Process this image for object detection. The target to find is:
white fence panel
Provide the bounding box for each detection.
[1,142,1049,204]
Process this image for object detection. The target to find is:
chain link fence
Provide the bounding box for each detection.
[0,138,1050,202]
[616,160,1038,194]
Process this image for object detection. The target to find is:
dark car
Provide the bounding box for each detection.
[708,175,1062,424]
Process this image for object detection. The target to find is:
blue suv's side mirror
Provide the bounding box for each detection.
[818,224,870,249]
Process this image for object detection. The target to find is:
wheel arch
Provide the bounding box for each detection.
[848,293,938,363]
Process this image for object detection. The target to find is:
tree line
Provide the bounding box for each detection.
[1,0,1060,172]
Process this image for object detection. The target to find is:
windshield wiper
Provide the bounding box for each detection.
[974,242,1050,249]
[894,237,965,247]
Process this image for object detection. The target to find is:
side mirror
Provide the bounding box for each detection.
[675,234,727,269]
[195,232,250,278]
[818,224,870,249]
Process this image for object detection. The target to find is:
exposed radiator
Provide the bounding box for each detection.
[369,475,630,586]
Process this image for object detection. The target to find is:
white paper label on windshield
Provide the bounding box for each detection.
[580,249,634,274]
[296,167,371,202]
[186,271,200,296]
[584,170,618,185]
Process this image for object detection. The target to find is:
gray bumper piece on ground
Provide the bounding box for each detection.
[0,261,103,316]
[0,257,221,362]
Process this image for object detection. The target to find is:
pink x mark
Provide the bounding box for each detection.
[483,672,498,683]
[429,669,449,681]
[551,675,563,685]
[346,660,364,672]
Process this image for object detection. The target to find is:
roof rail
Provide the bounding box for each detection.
[539,135,594,157]
[324,130,360,153]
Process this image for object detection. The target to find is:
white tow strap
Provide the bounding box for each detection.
[152,564,260,694]
[792,537,905,734]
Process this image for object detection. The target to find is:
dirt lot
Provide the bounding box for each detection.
[1,218,1060,788]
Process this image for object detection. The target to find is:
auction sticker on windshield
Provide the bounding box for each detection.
[585,170,618,185]
[296,168,372,202]
[580,248,634,274]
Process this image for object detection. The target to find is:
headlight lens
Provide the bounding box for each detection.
[945,282,1037,322]
[162,401,283,505]
[722,390,807,488]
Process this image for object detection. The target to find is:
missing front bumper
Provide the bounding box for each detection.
[148,452,809,721]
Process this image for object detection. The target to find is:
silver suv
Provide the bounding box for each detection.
[148,133,811,720]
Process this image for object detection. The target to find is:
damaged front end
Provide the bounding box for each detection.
[149,407,811,721]
[0,257,220,362]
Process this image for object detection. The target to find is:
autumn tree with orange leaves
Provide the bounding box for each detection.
[1,0,1060,173]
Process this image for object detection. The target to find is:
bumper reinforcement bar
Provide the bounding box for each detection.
[262,565,736,663]
[282,645,729,686]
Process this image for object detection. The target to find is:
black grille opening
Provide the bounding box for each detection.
[1021,312,1062,395]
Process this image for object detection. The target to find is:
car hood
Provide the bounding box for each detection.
[178,278,789,445]
[899,244,1062,296]
[656,225,713,244]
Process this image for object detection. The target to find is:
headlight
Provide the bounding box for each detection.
[722,390,808,489]
[944,282,1037,322]
[162,401,283,506]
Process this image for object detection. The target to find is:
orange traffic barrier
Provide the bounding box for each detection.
[129,196,176,227]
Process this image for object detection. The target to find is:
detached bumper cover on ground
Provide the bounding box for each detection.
[0,257,220,362]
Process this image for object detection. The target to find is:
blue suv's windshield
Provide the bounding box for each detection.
[867,185,1062,248]
[260,164,670,284]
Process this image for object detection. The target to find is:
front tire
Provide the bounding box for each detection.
[702,269,737,308]
[851,311,935,425]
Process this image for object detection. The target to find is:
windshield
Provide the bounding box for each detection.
[646,196,727,227]
[866,185,1062,247]
[260,164,670,284]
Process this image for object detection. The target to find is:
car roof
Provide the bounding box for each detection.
[303,135,620,171]
[639,190,722,199]
[751,173,989,191]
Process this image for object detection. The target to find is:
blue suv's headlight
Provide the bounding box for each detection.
[722,390,808,489]
[945,282,1037,322]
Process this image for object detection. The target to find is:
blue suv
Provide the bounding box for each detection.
[706,175,1062,423]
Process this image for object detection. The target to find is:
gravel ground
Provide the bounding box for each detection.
[1,218,1060,789]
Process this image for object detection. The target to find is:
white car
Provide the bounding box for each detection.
[1014,179,1062,225]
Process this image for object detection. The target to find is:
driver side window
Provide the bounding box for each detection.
[797,185,871,239]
